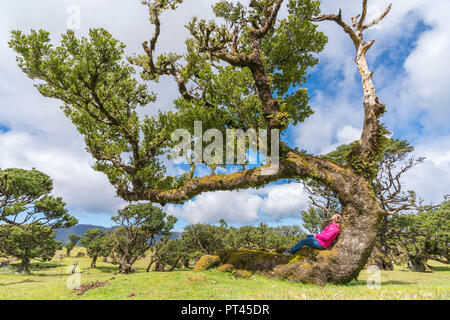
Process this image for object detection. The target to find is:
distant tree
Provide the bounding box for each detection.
[181,221,305,258]
[181,221,235,259]
[273,225,305,241]
[0,168,77,272]
[234,223,304,252]
[0,224,62,273]
[385,199,449,272]
[80,228,110,268]
[149,237,188,272]
[108,203,177,274]
[65,234,82,257]
[300,206,330,234]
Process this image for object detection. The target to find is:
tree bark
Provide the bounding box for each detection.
[367,245,394,271]
[146,257,156,273]
[91,256,98,268]
[119,262,136,274]
[407,256,431,273]
[310,2,392,166]
[17,258,31,274]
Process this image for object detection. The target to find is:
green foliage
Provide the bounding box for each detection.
[181,220,305,261]
[151,237,188,271]
[324,128,393,180]
[386,200,450,271]
[8,28,179,193]
[0,224,62,273]
[80,228,110,267]
[234,223,304,251]
[193,254,221,272]
[0,168,77,272]
[300,206,330,234]
[324,138,416,183]
[107,203,177,273]
[64,234,81,256]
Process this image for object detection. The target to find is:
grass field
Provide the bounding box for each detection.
[0,248,448,300]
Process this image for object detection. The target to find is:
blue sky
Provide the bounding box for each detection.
[1,1,449,232]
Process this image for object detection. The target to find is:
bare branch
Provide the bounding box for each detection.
[310,9,360,47]
[359,0,368,28]
[363,4,392,30]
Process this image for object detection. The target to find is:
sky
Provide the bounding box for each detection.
[0,0,449,232]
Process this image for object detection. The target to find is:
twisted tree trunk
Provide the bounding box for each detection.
[17,258,31,274]
[407,256,431,273]
[119,262,136,274]
[90,256,98,269]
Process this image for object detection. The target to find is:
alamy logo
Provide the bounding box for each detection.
[171,121,280,175]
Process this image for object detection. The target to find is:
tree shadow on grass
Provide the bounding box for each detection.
[429,265,450,272]
[95,266,119,273]
[346,279,414,287]
[31,262,65,270]
[0,279,39,286]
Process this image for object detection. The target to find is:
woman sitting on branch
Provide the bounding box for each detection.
[284,214,342,255]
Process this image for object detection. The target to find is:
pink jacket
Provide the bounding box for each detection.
[315,222,340,248]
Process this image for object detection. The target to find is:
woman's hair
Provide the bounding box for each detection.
[333,214,342,224]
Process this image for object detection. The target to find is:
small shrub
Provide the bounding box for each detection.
[193,255,220,272]
[234,270,252,278]
[217,264,235,273]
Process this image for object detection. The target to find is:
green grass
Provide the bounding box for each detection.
[0,248,449,300]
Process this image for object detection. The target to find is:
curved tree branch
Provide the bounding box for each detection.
[363,4,392,30]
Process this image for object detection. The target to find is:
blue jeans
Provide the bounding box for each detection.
[289,234,324,254]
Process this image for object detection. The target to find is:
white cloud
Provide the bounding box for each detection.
[260,183,309,221]
[166,190,263,225]
[403,136,450,204]
[0,131,126,215]
[165,183,309,224]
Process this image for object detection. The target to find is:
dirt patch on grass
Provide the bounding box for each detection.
[186,275,208,284]
[74,280,109,296]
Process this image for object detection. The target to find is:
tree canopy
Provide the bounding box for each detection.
[385,199,450,272]
[0,168,77,272]
[108,203,177,273]
[80,228,111,268]
[8,0,328,203]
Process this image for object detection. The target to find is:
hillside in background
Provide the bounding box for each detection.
[55,224,181,244]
